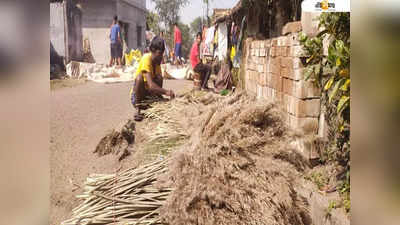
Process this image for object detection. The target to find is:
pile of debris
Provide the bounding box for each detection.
[94,120,136,161]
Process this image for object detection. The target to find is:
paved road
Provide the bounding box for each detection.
[50,80,191,225]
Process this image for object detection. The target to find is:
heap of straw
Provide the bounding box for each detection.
[61,159,171,225]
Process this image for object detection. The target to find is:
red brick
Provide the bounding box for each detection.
[281,57,294,68]
[286,114,319,133]
[283,94,321,117]
[277,37,285,46]
[259,48,266,57]
[281,67,304,81]
[262,86,269,99]
[257,84,263,99]
[282,21,302,35]
[263,86,272,99]
[292,57,304,69]
[256,71,261,83]
[259,72,268,86]
[266,73,281,91]
[251,70,257,81]
[290,46,307,57]
[282,78,321,99]
[266,58,281,75]
[288,33,301,46]
[257,64,264,73]
[251,63,257,71]
[282,47,289,57]
[247,70,253,81]
[277,91,283,103]
[265,39,271,47]
[269,47,277,57]
[272,38,278,47]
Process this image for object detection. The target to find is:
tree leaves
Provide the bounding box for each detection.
[337,96,350,114]
[340,79,350,91]
[329,78,345,103]
[324,76,334,90]
[339,69,349,78]
[152,0,189,28]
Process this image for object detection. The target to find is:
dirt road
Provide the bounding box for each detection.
[50,80,191,225]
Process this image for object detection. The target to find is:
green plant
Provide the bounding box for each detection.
[300,12,350,213]
[339,170,350,212]
[220,89,230,96]
[305,172,328,190]
[300,13,350,162]
[325,200,337,218]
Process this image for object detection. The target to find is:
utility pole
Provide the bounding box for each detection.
[206,0,209,26]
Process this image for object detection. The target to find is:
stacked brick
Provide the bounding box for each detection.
[243,22,321,132]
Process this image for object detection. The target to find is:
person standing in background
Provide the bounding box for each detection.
[109,16,121,67]
[173,22,182,65]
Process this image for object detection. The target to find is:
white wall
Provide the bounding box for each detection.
[50,2,65,58]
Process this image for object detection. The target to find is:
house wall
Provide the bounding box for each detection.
[81,0,117,64]
[117,0,146,50]
[80,0,146,64]
[243,21,321,133]
[50,2,65,63]
[65,1,83,62]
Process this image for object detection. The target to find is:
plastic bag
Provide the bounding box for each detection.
[125,49,142,66]
[230,46,236,62]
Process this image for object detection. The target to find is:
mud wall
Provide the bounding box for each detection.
[81,0,146,64]
[243,21,321,133]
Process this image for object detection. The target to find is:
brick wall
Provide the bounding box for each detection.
[243,21,321,133]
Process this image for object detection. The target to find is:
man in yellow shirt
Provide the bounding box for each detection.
[131,36,175,121]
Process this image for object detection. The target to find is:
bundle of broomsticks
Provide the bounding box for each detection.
[61,159,171,225]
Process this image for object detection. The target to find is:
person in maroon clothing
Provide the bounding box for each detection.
[190,32,212,90]
[174,22,182,65]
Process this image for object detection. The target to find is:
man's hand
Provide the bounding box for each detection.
[166,90,175,99]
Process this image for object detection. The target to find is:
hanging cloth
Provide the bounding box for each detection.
[217,22,228,61]
[233,16,247,68]
[204,26,215,45]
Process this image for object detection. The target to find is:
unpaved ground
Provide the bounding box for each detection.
[50,80,191,225]
[50,78,88,90]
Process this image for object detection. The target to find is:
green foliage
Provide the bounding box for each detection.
[231,68,240,87]
[305,172,328,190]
[146,11,161,34]
[325,200,337,218]
[339,170,350,212]
[177,22,193,59]
[220,89,229,96]
[299,12,350,159]
[190,17,204,38]
[300,12,350,213]
[152,0,189,29]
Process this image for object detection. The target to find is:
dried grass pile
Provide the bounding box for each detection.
[65,91,312,225]
[158,92,311,225]
[61,159,171,225]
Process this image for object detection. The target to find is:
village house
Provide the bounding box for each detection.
[50,0,146,65]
